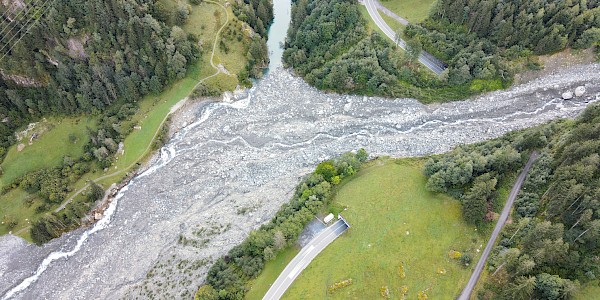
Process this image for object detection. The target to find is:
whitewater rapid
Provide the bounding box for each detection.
[0,64,599,299]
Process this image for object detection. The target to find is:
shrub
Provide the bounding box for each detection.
[397,264,406,279]
[195,285,217,300]
[460,253,472,266]
[192,83,221,97]
[327,278,353,294]
[380,286,390,298]
[86,182,105,202]
[399,285,408,295]
[4,215,18,229]
[449,250,462,259]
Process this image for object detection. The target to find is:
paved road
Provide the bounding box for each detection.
[363,0,446,75]
[457,151,539,300]
[263,219,349,300]
[373,0,409,26]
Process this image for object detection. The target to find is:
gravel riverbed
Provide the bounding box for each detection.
[1,64,599,299]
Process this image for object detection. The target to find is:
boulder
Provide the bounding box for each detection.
[575,86,586,97]
[562,91,573,100]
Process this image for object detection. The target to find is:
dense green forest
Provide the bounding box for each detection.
[284,0,599,100]
[196,150,369,300]
[425,103,600,299]
[231,0,273,79]
[0,0,199,160]
[406,0,600,85]
[283,0,490,102]
[0,0,273,161]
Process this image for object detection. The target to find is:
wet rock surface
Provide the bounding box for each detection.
[1,65,600,299]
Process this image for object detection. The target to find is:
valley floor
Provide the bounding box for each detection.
[0,64,599,299]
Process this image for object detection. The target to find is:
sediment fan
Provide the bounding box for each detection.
[0,0,55,62]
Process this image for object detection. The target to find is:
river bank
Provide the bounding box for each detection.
[0,62,598,299]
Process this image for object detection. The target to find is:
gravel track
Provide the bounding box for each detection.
[0,64,599,299]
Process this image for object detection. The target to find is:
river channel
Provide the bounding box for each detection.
[1,0,599,298]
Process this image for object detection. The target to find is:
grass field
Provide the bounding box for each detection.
[379,0,437,24]
[281,159,484,299]
[0,189,38,235]
[0,116,95,237]
[246,246,301,300]
[185,0,247,89]
[0,117,95,188]
[575,280,600,300]
[184,1,221,67]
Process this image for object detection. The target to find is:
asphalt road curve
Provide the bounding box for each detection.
[262,219,349,300]
[363,0,447,75]
[457,151,539,300]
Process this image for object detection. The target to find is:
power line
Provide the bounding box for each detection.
[0,0,53,62]
[0,0,19,22]
[0,0,50,50]
[0,0,45,47]
[0,0,44,37]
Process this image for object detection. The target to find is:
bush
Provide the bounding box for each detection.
[86,182,105,202]
[380,286,390,298]
[449,250,462,259]
[460,253,472,266]
[192,83,222,98]
[195,285,217,300]
[3,215,18,229]
[327,278,353,294]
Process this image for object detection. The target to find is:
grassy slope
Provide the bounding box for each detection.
[245,246,301,299]
[575,281,600,300]
[0,117,94,187]
[0,117,95,236]
[0,0,246,239]
[280,159,484,299]
[0,189,36,236]
[378,0,436,24]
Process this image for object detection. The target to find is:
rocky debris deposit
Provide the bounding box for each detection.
[563,85,588,99]
[575,86,586,97]
[1,64,599,299]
